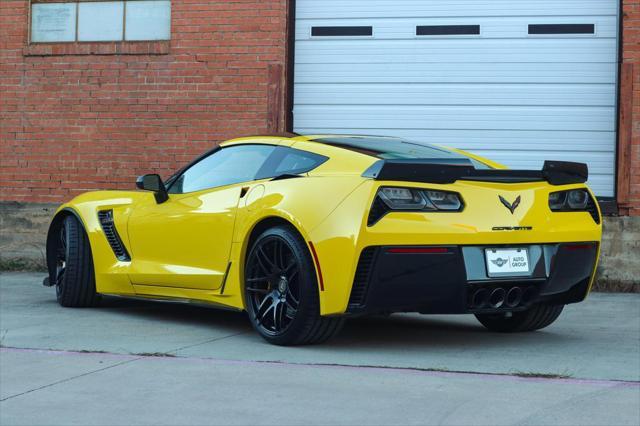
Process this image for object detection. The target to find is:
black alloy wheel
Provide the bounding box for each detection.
[245,234,300,335]
[244,225,344,345]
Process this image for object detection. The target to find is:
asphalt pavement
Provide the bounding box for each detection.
[1,272,639,425]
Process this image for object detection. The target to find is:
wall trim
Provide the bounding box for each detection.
[284,0,296,133]
[616,62,634,214]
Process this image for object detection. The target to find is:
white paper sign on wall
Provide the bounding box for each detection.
[31,3,77,42]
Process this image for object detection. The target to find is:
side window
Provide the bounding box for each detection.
[260,147,328,178]
[168,144,276,194]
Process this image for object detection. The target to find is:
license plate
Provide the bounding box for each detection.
[485,248,530,277]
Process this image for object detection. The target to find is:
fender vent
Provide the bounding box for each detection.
[98,210,131,261]
[348,247,378,308]
[367,196,389,226]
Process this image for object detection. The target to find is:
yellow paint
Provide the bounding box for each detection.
[51,135,602,315]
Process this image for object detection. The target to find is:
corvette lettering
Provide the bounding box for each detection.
[492,226,533,231]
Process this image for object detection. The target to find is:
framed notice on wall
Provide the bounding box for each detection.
[31,3,77,42]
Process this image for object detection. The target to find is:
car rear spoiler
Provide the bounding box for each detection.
[362,159,588,185]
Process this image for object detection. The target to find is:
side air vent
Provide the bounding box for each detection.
[586,196,601,225]
[97,210,131,261]
[367,195,389,226]
[348,247,378,308]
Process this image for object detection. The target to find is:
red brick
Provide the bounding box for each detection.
[1,0,288,203]
[622,1,640,215]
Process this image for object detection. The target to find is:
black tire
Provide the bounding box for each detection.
[244,225,344,345]
[475,304,564,333]
[54,215,100,307]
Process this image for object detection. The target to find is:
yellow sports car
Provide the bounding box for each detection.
[44,134,601,345]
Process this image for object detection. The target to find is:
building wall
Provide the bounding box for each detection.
[1,0,289,203]
[620,0,640,215]
[0,0,638,287]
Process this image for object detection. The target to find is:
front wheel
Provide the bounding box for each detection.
[475,304,564,333]
[54,215,100,307]
[244,225,344,345]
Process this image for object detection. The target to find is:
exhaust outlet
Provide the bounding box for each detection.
[505,287,523,308]
[471,288,489,308]
[489,288,506,308]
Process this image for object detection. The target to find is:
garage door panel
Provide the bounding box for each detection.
[294,83,615,107]
[297,0,615,20]
[294,105,615,132]
[294,128,615,153]
[296,16,617,40]
[295,39,617,64]
[295,63,617,84]
[475,150,614,170]
[294,0,619,197]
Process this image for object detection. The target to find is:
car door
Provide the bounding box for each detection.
[127,144,277,290]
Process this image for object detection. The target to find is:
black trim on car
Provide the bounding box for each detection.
[346,243,598,316]
[348,247,379,308]
[97,210,131,262]
[219,262,232,294]
[363,159,588,186]
[417,25,480,36]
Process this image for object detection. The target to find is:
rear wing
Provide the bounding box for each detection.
[362,159,588,186]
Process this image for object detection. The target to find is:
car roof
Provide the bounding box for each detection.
[221,133,402,147]
[219,134,505,169]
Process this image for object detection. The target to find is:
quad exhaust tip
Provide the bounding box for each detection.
[471,288,490,308]
[505,287,523,308]
[489,288,506,308]
[470,285,535,310]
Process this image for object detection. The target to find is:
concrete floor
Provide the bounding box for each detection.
[1,272,639,425]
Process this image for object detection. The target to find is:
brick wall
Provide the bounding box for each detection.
[0,0,289,203]
[621,0,640,215]
[1,0,639,216]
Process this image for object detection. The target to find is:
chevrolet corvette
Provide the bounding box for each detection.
[44,134,601,345]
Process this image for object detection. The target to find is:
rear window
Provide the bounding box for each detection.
[272,147,327,176]
[313,136,490,169]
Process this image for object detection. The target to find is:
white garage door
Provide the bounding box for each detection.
[293,0,619,197]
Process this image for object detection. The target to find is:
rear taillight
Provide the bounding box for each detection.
[368,186,464,225]
[548,189,600,224]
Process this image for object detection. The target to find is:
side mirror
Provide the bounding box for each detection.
[136,174,169,204]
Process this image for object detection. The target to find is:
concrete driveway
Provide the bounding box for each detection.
[1,272,638,425]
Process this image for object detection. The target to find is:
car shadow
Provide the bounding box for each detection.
[99,296,251,334]
[97,296,577,350]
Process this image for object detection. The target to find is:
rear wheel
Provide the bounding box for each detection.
[475,304,564,333]
[54,215,100,307]
[244,225,344,345]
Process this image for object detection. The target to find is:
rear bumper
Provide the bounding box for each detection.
[345,242,598,315]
